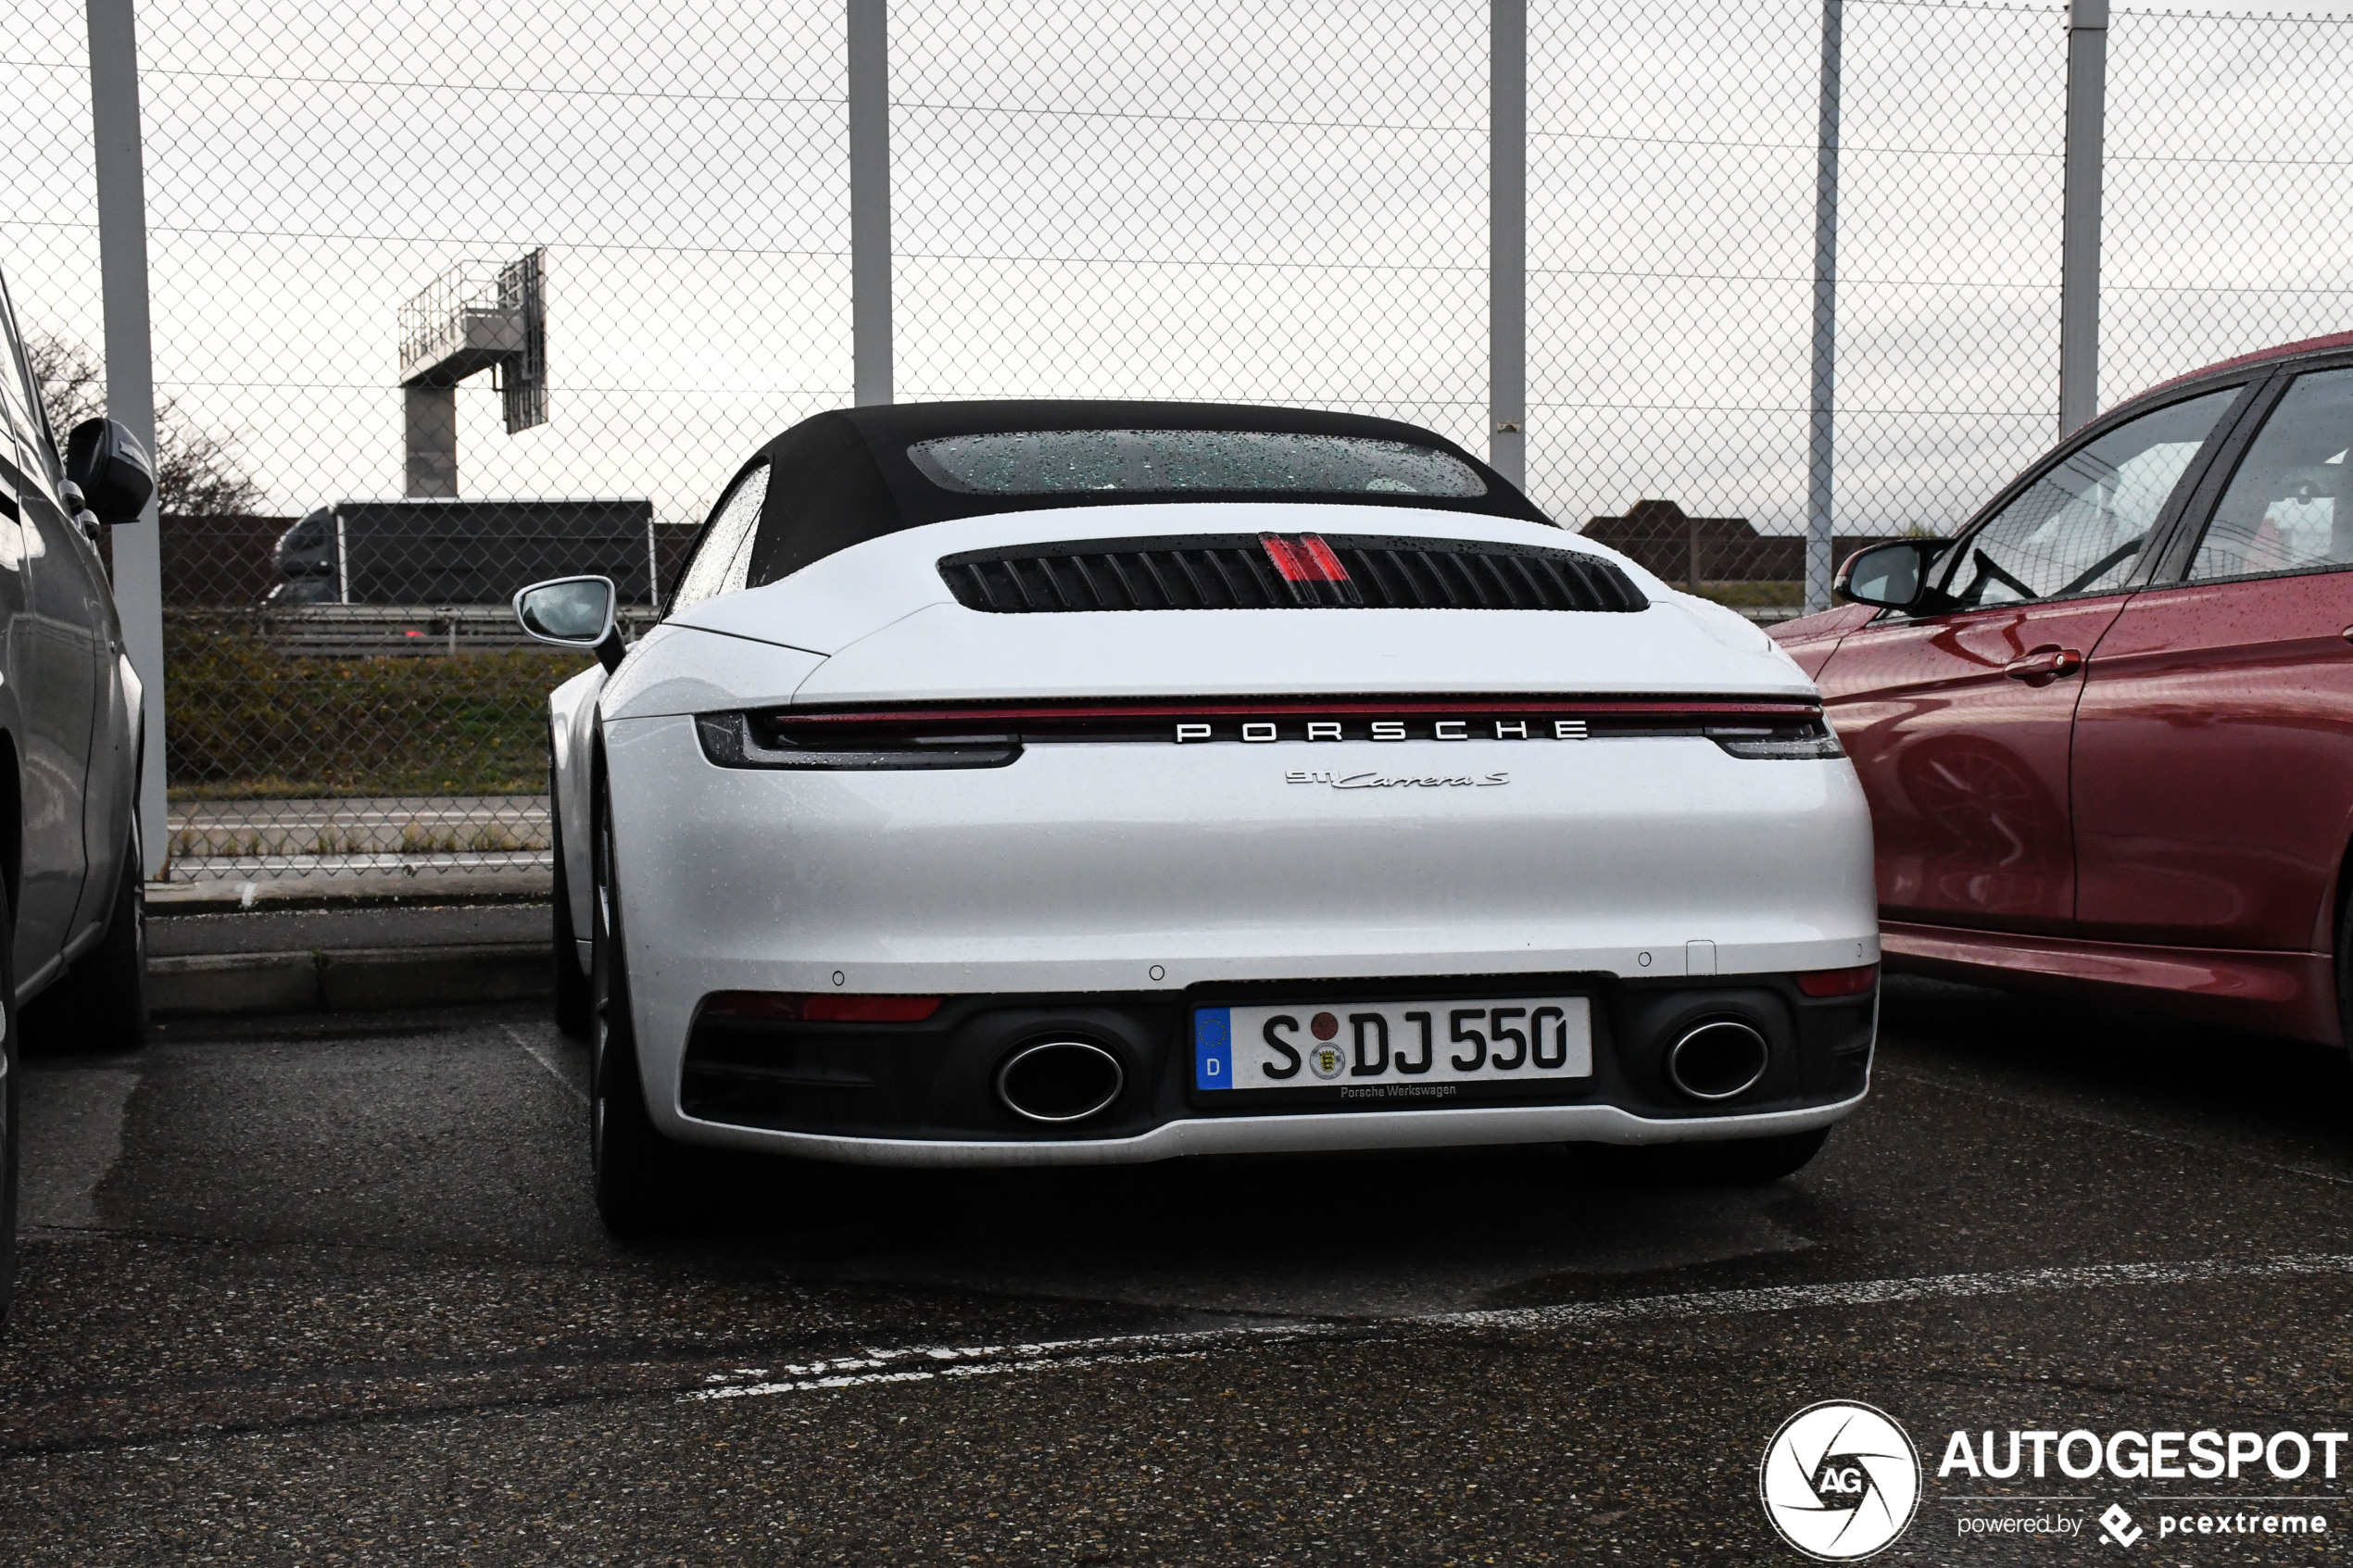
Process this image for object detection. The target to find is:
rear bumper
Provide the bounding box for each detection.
[667,1089,1869,1169]
[671,972,1878,1159]
[600,711,1881,1157]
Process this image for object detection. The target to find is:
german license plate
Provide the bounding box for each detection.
[1193,997,1592,1099]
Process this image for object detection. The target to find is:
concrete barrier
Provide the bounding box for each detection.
[148,942,550,1017]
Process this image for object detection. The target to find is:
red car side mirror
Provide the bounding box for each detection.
[1835,538,1949,611]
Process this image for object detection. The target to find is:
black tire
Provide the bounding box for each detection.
[550,768,591,1039]
[0,888,22,1332]
[32,834,145,1053]
[2338,884,2353,1070]
[589,775,696,1235]
[1565,1126,1831,1187]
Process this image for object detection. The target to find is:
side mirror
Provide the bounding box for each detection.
[513,575,625,673]
[63,418,157,525]
[1835,538,1949,611]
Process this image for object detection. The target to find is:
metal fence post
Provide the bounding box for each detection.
[1804,0,1843,614]
[2058,0,2108,436]
[1489,0,1527,490]
[849,0,891,407]
[87,0,167,878]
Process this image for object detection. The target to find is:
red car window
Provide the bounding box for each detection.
[1939,388,2236,609]
[2188,366,2353,583]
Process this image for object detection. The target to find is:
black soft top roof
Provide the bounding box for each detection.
[731,399,1554,589]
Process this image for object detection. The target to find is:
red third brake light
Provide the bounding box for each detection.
[1297,533,1348,580]
[1796,964,1879,997]
[700,991,944,1023]
[1261,533,1350,583]
[1260,534,1309,580]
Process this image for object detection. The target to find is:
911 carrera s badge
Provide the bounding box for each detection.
[1288,771,1509,788]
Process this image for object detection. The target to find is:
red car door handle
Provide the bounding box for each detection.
[2003,646,2085,684]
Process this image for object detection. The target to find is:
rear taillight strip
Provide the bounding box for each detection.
[699,698,1831,769]
[696,712,1021,771]
[773,697,1821,728]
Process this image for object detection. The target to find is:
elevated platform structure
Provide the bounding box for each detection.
[396,250,547,496]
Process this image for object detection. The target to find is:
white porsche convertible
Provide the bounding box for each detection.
[514,402,1878,1231]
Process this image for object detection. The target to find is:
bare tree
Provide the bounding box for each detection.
[152,418,267,518]
[22,329,267,516]
[22,330,104,432]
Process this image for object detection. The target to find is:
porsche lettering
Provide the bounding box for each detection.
[1175,717,1590,743]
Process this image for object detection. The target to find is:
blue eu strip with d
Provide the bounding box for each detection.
[1193,1008,1232,1091]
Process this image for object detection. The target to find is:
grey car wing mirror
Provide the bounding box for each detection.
[63,418,156,525]
[514,575,625,672]
[1835,538,1951,612]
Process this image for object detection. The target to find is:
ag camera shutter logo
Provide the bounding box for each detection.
[1759,1400,1922,1560]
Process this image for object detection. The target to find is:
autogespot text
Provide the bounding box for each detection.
[1939,1427,2350,1481]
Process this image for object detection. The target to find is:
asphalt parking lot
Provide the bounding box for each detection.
[6,975,2353,1565]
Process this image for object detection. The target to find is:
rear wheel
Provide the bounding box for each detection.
[589,779,695,1235]
[2338,884,2353,1068]
[0,889,22,1331]
[33,833,145,1053]
[549,768,591,1038]
[1566,1126,1831,1186]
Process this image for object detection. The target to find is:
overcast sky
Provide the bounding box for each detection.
[7,0,2353,536]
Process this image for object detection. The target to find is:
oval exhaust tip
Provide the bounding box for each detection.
[997,1039,1126,1124]
[1667,1020,1769,1102]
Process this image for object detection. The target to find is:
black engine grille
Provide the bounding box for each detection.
[938,533,1649,613]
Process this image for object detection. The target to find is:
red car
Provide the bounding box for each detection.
[1772,332,2353,1047]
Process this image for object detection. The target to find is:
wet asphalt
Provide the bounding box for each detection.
[6,976,2353,1566]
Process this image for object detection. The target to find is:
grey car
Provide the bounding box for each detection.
[0,260,157,1329]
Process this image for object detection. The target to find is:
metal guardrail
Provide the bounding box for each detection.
[253,604,661,658]
[168,796,552,878]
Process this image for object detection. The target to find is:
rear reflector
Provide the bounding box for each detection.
[804,995,944,1022]
[1796,964,1879,997]
[700,991,944,1023]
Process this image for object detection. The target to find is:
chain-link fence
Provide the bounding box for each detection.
[6,0,2353,883]
[2105,9,2353,390]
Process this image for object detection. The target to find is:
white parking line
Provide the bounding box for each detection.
[1438,1251,2353,1332]
[689,1339,1271,1401]
[684,1251,2353,1403]
[504,1024,588,1105]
